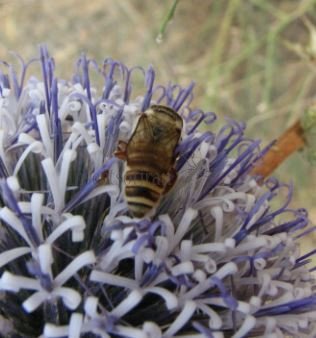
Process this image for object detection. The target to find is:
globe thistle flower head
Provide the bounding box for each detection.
[0,46,315,338]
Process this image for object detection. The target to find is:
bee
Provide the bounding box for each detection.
[115,105,183,218]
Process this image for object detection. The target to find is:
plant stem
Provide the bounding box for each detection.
[157,0,180,42]
[251,120,305,178]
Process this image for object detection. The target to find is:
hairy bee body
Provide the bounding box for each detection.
[117,105,183,218]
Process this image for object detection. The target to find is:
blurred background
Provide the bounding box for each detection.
[0,0,315,250]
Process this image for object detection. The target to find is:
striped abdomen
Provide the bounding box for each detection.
[124,167,165,218]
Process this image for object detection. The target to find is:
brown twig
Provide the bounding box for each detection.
[251,120,306,178]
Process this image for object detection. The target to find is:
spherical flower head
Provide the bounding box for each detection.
[0,46,315,338]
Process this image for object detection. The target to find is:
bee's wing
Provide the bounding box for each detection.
[127,114,154,153]
[127,114,181,154]
[160,127,182,148]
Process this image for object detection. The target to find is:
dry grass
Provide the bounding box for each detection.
[0,0,315,252]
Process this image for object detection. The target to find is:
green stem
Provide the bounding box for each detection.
[252,0,316,108]
[157,0,180,42]
[206,0,241,105]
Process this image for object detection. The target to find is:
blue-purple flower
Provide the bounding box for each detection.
[0,46,315,338]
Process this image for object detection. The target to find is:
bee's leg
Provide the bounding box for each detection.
[98,170,109,185]
[114,140,128,160]
[164,167,177,194]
